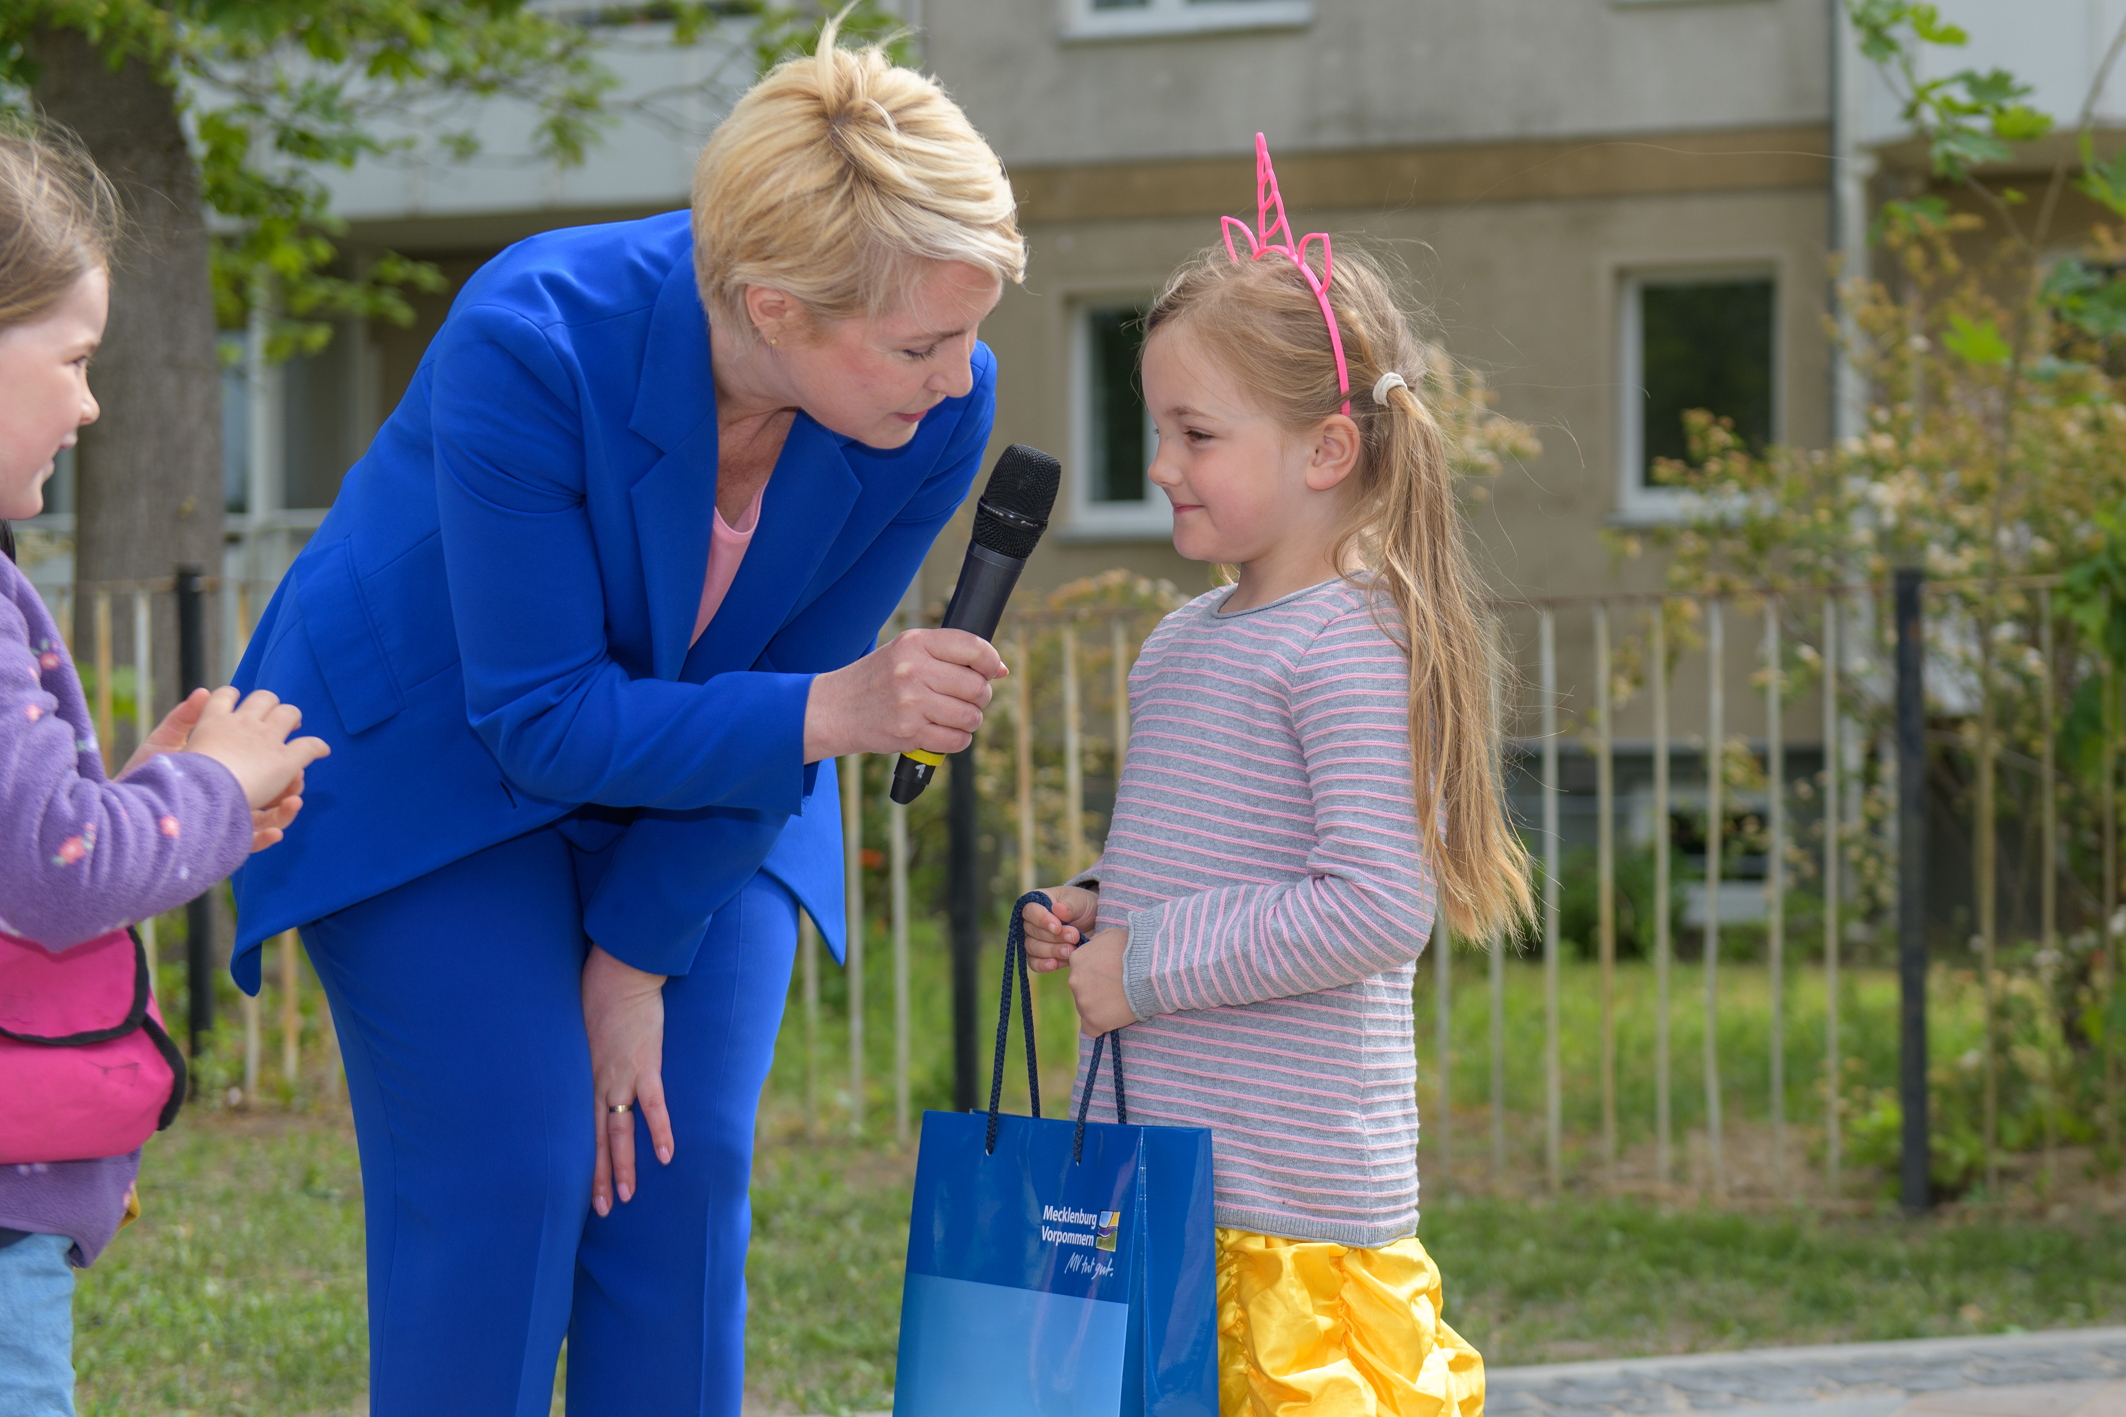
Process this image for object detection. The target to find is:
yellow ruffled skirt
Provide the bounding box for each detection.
[1216,1228,1484,1417]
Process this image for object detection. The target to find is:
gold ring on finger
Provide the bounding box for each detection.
[607,1103,634,1115]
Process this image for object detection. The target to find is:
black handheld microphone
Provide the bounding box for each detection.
[889,444,1062,805]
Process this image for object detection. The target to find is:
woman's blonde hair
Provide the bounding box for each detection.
[691,14,1024,338]
[0,119,120,330]
[1146,246,1534,944]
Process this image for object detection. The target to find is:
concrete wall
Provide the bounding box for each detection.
[927,0,1829,163]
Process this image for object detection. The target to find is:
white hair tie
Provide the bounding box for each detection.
[1372,371,1408,404]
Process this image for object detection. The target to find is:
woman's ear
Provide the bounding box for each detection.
[1304,414,1362,493]
[743,286,798,341]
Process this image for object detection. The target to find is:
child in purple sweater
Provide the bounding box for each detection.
[0,126,330,1414]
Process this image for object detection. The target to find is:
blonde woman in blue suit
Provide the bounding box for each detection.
[230,24,1024,1417]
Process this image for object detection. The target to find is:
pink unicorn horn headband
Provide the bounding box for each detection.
[1221,132,1352,418]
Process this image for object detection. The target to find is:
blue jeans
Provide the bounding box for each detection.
[302,826,800,1417]
[0,1231,76,1417]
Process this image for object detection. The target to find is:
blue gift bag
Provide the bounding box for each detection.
[894,893,1219,1417]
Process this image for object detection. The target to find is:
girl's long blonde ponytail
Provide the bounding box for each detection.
[1148,245,1534,943]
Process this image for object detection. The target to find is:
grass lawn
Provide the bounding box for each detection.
[74,1109,2126,1415]
[66,921,2126,1414]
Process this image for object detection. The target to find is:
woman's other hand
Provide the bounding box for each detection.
[181,687,331,808]
[581,944,674,1217]
[1067,926,1137,1036]
[802,627,1007,762]
[1021,885,1098,974]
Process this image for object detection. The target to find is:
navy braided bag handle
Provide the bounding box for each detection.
[987,890,1130,1162]
[984,891,1049,1155]
[1072,1029,1127,1164]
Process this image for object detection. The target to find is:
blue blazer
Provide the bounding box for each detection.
[230,210,994,990]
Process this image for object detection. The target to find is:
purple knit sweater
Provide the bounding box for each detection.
[0,553,251,1264]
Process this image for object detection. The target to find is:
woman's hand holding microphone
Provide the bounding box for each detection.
[802,627,1008,762]
[584,627,1007,1217]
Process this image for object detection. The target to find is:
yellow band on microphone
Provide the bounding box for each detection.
[902,749,947,768]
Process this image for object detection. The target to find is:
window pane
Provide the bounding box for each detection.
[1087,305,1149,504]
[1639,278,1773,486]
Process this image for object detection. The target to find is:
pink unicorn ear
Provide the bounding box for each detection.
[1295,232,1334,291]
[1221,215,1262,264]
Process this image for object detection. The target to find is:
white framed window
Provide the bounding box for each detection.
[1061,0,1314,42]
[1617,265,1779,524]
[1067,298,1171,541]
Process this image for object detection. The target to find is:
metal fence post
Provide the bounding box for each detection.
[2039,590,2059,1193]
[1822,595,1842,1196]
[1435,924,1452,1192]
[1705,598,1726,1201]
[1062,620,1085,877]
[177,567,212,1061]
[237,586,261,1093]
[1766,599,1786,1192]
[132,591,157,980]
[802,913,821,1141]
[242,983,261,1103]
[1653,603,1673,1189]
[949,743,981,1115]
[92,591,114,773]
[1894,567,1930,1214]
[281,931,300,1088]
[1490,617,1509,1182]
[843,753,865,1138]
[1540,608,1562,1195]
[1977,598,2000,1197]
[2104,655,2120,1166]
[891,786,911,1146]
[1595,603,1617,1190]
[1014,631,1037,895]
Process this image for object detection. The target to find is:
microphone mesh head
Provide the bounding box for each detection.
[971,444,1061,560]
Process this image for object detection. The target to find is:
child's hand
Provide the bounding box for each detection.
[1021,885,1099,974]
[181,687,330,810]
[1068,927,1137,1036]
[121,688,311,851]
[117,687,211,779]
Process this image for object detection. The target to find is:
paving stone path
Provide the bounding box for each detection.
[1488,1327,2126,1417]
[784,1328,2126,1417]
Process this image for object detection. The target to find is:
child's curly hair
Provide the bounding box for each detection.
[0,116,121,331]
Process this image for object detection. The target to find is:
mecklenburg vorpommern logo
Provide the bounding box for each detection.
[1040,1204,1124,1252]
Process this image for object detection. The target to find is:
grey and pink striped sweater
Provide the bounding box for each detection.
[1070,577,1435,1249]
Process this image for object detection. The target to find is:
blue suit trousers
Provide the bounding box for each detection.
[303,826,798,1417]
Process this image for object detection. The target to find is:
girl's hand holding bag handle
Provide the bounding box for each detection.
[0,925,186,1165]
[893,892,1218,1417]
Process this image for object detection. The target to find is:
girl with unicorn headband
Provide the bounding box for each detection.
[1021,133,1531,1415]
